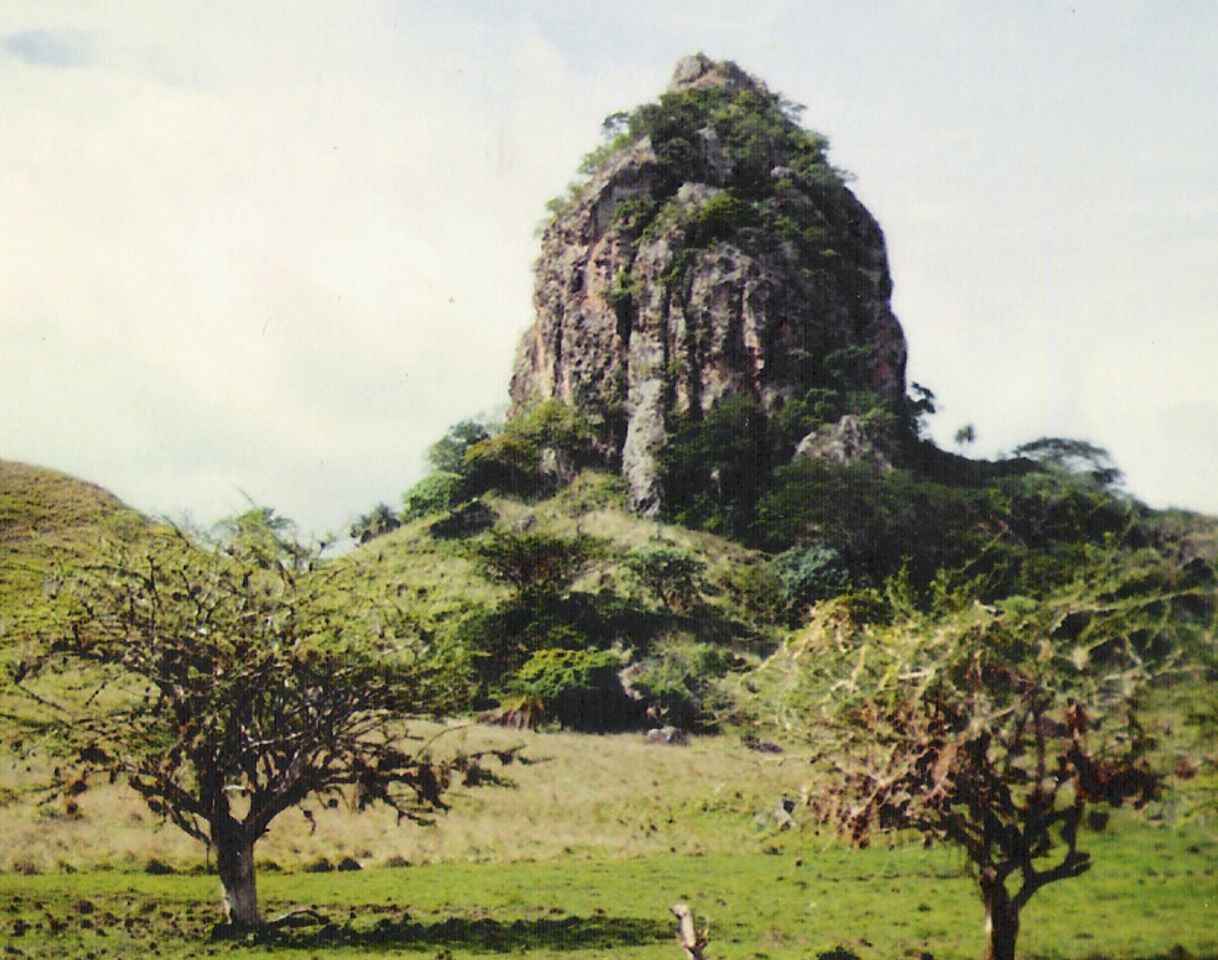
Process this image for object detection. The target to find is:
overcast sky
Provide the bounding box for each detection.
[2,1,1216,536]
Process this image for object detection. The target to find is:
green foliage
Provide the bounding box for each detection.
[608,198,660,237]
[462,401,595,499]
[767,212,834,261]
[350,502,400,543]
[605,267,640,322]
[1012,435,1124,487]
[954,423,977,448]
[624,636,740,731]
[454,588,674,691]
[902,380,937,438]
[428,499,497,540]
[681,191,759,248]
[216,504,307,570]
[551,71,846,252]
[402,471,465,521]
[661,396,769,538]
[577,130,634,176]
[626,83,839,200]
[453,600,566,687]
[508,648,636,732]
[751,456,1151,604]
[470,530,606,600]
[986,469,1140,547]
[428,420,492,474]
[752,460,981,586]
[624,544,705,612]
[749,547,1214,960]
[8,526,482,925]
[769,545,851,620]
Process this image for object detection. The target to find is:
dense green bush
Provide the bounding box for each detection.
[349,502,401,544]
[754,460,1000,590]
[456,599,585,689]
[627,83,838,200]
[470,530,606,599]
[455,588,678,691]
[986,470,1141,548]
[428,419,492,473]
[401,470,464,520]
[625,637,741,731]
[682,191,759,248]
[624,543,705,612]
[770,544,852,619]
[462,400,596,499]
[508,648,638,732]
[661,396,769,537]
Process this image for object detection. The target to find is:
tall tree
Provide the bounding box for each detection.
[10,524,503,930]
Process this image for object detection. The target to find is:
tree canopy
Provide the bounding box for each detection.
[470,530,606,600]
[9,524,504,930]
[742,548,1213,960]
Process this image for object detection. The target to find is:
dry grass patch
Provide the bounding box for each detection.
[0,723,810,872]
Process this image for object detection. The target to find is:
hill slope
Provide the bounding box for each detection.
[0,460,149,630]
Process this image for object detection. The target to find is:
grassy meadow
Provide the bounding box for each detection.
[2,462,1215,959]
[2,722,1215,960]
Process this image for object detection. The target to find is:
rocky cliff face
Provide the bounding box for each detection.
[510,54,908,515]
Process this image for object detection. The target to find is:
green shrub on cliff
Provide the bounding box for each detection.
[454,401,595,499]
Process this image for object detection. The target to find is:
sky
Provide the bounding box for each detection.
[2,1,1216,537]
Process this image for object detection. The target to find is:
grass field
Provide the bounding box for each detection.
[2,826,1214,960]
[2,724,1215,960]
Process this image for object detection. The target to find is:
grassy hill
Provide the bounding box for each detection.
[0,460,151,632]
[335,470,777,644]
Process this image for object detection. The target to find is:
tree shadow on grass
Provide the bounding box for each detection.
[226,913,670,953]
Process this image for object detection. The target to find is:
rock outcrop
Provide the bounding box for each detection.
[510,54,908,514]
[794,414,896,471]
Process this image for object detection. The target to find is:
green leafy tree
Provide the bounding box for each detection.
[753,460,986,588]
[769,544,851,620]
[462,401,595,498]
[401,470,465,521]
[428,419,491,474]
[624,544,706,613]
[9,527,499,931]
[471,530,606,600]
[217,504,307,570]
[509,648,636,731]
[626,638,739,731]
[661,395,769,536]
[1012,436,1124,488]
[756,550,1209,960]
[904,380,937,438]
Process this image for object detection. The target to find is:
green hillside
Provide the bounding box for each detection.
[0,460,150,630]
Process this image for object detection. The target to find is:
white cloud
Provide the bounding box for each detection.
[1,1,1216,532]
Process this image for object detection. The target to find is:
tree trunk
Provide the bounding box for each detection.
[980,876,1020,960]
[215,828,260,928]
